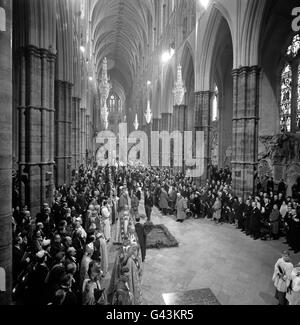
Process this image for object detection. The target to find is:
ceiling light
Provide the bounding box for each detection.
[80,46,85,53]
[89,77,93,81]
[200,0,210,9]
[161,51,171,63]
[147,80,151,86]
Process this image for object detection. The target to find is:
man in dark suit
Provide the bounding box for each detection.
[144,189,153,222]
[135,217,147,262]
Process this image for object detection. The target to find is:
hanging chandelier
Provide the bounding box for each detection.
[145,99,152,124]
[133,114,139,130]
[99,57,111,129]
[173,65,186,106]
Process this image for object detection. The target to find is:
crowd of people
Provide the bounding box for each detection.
[148,167,299,255]
[11,164,147,305]
[11,162,300,305]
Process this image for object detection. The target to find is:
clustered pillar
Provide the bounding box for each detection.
[0,0,12,305]
[194,91,214,183]
[232,66,260,199]
[161,112,172,131]
[55,80,73,187]
[80,107,87,164]
[72,97,81,170]
[16,46,56,216]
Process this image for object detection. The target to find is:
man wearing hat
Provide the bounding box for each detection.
[272,251,294,305]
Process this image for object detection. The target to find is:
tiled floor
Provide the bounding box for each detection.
[104,203,300,305]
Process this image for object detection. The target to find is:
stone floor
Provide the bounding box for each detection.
[104,203,300,306]
[141,206,300,306]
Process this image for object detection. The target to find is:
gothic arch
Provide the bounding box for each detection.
[257,0,300,185]
[56,0,73,83]
[180,41,195,84]
[181,43,195,131]
[238,0,266,68]
[197,6,234,169]
[163,66,175,113]
[196,4,234,91]
[258,0,300,136]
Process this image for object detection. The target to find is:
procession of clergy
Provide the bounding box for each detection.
[12,164,149,305]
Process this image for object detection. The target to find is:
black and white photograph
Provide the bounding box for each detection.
[0,0,300,311]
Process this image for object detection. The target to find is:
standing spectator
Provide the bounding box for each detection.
[176,192,187,223]
[269,204,280,240]
[135,217,147,263]
[278,179,287,197]
[267,177,275,194]
[144,189,153,222]
[159,186,169,216]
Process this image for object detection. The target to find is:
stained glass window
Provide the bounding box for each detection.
[287,35,300,58]
[280,64,292,133]
[298,64,300,129]
[212,85,219,122]
[108,93,123,113]
[281,34,300,133]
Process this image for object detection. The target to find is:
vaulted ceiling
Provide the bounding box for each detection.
[90,0,155,99]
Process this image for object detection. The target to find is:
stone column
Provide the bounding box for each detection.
[0,0,12,305]
[86,114,90,162]
[55,80,73,186]
[74,97,81,169]
[152,118,161,132]
[16,46,56,216]
[194,91,214,182]
[80,107,87,164]
[172,105,179,132]
[146,122,152,166]
[161,112,172,131]
[232,66,260,199]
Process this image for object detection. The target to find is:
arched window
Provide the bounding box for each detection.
[280,34,300,133]
[212,85,219,122]
[0,7,6,32]
[108,92,122,113]
[298,64,300,126]
[280,64,292,132]
[109,94,116,111]
[0,267,5,292]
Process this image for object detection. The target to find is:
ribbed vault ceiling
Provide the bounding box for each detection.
[90,0,155,96]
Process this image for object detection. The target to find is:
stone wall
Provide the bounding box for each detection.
[258,133,300,195]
